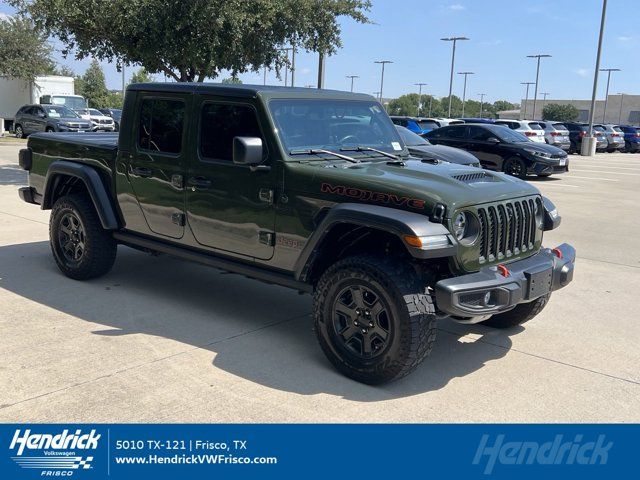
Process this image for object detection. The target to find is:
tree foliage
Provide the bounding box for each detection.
[221,76,243,84]
[0,15,54,80]
[130,67,153,84]
[542,103,579,122]
[75,59,109,108]
[12,0,371,82]
[387,93,519,119]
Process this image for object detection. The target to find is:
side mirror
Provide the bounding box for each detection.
[233,137,263,166]
[486,137,500,144]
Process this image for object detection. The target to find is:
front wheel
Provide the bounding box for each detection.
[45,127,55,133]
[313,254,436,384]
[14,124,25,138]
[481,293,551,329]
[50,194,117,280]
[502,156,527,179]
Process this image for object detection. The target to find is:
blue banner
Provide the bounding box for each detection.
[0,424,634,479]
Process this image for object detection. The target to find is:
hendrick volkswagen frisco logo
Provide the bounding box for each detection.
[10,429,100,473]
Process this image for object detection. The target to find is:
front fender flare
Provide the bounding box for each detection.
[294,203,456,282]
[43,160,119,230]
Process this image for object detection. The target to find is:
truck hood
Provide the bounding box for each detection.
[294,158,540,216]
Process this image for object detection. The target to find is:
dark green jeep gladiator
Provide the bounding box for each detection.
[18,83,575,384]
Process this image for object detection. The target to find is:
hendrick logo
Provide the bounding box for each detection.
[9,429,101,474]
[473,434,612,475]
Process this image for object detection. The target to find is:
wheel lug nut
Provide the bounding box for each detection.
[369,322,374,327]
[361,329,367,334]
[354,321,359,326]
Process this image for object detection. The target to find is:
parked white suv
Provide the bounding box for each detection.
[74,108,116,132]
[494,119,545,143]
[537,121,571,151]
[593,124,626,153]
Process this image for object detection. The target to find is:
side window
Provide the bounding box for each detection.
[445,126,466,139]
[138,98,185,154]
[200,103,263,162]
[468,126,492,141]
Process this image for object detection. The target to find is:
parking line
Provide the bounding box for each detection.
[567,176,619,181]
[570,165,640,171]
[568,169,640,176]
[535,183,580,188]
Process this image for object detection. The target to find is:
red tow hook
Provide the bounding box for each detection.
[552,248,563,259]
[497,264,510,277]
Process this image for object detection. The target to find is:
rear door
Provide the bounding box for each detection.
[185,97,277,260]
[465,126,504,170]
[127,95,188,239]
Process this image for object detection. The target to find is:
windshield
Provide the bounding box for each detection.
[528,122,543,130]
[396,125,430,146]
[417,120,439,131]
[75,109,90,116]
[43,105,79,118]
[269,99,404,156]
[51,96,87,110]
[494,127,531,143]
[88,109,103,116]
[613,126,623,132]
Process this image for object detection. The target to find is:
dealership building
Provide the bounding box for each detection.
[500,94,640,124]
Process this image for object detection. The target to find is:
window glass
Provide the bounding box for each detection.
[138,98,184,154]
[200,103,262,161]
[395,125,430,146]
[552,123,567,130]
[528,122,543,130]
[468,126,493,141]
[417,120,439,130]
[441,126,466,139]
[43,105,78,118]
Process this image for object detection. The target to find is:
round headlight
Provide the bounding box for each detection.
[453,212,467,240]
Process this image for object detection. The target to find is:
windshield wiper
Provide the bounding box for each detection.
[340,145,400,160]
[289,149,360,163]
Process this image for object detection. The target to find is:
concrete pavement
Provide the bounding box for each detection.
[1,143,638,422]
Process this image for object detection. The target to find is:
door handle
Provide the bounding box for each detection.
[131,166,153,177]
[187,176,212,189]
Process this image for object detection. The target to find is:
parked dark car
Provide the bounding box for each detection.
[563,122,608,154]
[424,123,569,179]
[98,108,123,131]
[389,116,440,135]
[618,125,640,153]
[14,104,92,138]
[395,126,481,167]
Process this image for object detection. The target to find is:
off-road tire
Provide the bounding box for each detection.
[50,194,117,280]
[14,124,25,138]
[313,254,436,384]
[502,156,527,180]
[481,293,551,329]
[45,127,55,133]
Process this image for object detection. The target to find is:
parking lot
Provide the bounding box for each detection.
[0,142,638,423]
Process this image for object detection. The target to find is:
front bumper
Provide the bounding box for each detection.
[435,243,575,320]
[531,159,569,175]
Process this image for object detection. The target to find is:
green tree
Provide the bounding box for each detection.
[492,100,518,113]
[221,76,242,84]
[106,91,124,108]
[387,93,444,117]
[0,15,54,80]
[13,0,370,82]
[77,60,109,108]
[542,103,579,122]
[129,67,154,84]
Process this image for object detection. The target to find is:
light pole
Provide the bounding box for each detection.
[584,0,608,156]
[374,60,393,102]
[478,93,486,118]
[414,82,427,116]
[527,53,551,119]
[290,46,296,87]
[541,92,550,115]
[599,68,620,122]
[317,52,326,89]
[457,72,474,117]
[617,92,625,124]
[520,82,535,119]
[263,66,267,86]
[346,75,359,92]
[280,47,293,86]
[441,36,469,117]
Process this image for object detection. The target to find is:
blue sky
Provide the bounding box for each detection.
[1,0,637,103]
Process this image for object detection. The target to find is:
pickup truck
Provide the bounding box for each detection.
[17,83,576,384]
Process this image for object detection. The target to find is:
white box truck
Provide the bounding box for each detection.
[0,75,87,131]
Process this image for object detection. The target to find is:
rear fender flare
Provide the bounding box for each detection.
[43,160,119,230]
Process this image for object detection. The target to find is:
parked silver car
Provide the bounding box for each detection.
[538,121,571,151]
[593,124,626,152]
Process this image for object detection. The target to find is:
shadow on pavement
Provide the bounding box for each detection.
[0,164,27,186]
[0,241,520,401]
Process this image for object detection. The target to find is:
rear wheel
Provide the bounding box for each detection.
[481,294,551,329]
[14,124,25,138]
[313,254,436,384]
[502,156,527,179]
[50,194,117,280]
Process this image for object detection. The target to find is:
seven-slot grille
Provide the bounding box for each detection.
[476,196,541,264]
